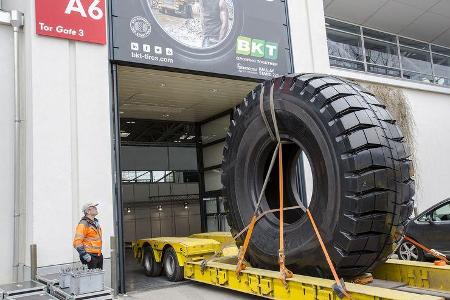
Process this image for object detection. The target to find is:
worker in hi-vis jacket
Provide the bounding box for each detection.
[73,203,103,269]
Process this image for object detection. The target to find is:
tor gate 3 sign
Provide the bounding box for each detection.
[35,0,106,44]
[111,0,292,79]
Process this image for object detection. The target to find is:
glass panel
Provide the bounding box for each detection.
[325,18,360,34]
[329,57,365,71]
[135,171,151,182]
[363,28,396,43]
[364,38,400,68]
[432,203,450,222]
[152,171,166,182]
[367,65,401,77]
[165,171,174,183]
[205,197,217,214]
[399,37,429,50]
[207,216,218,232]
[122,171,136,182]
[433,54,450,80]
[403,71,433,84]
[432,45,450,57]
[327,29,363,61]
[400,47,432,75]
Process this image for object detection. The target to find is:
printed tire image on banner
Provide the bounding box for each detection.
[111,0,292,79]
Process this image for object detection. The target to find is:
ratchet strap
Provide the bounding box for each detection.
[404,235,449,264]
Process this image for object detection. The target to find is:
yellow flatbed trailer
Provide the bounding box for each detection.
[132,233,450,300]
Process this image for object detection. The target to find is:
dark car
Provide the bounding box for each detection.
[397,198,450,261]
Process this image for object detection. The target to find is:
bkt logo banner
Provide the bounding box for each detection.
[236,36,278,60]
[35,0,106,44]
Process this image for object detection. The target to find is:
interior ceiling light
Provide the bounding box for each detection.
[127,208,131,213]
[160,83,166,88]
[179,134,187,140]
[187,135,195,140]
[157,205,163,211]
[184,202,189,209]
[119,111,124,114]
[210,88,218,93]
[126,121,136,124]
[162,114,170,118]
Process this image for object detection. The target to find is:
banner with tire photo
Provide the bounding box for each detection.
[111,0,292,79]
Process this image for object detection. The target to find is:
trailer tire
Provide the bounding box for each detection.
[222,74,414,278]
[143,247,162,277]
[163,247,184,282]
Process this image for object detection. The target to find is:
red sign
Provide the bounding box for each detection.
[35,0,106,44]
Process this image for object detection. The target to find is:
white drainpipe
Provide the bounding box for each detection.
[0,5,24,282]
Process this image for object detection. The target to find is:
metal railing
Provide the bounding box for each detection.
[325,17,450,88]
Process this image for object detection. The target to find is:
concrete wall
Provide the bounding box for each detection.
[0,0,113,283]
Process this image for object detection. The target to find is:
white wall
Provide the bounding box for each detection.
[288,0,330,74]
[0,0,113,283]
[402,88,450,212]
[0,16,15,284]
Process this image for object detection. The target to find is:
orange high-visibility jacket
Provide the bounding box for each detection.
[73,217,102,255]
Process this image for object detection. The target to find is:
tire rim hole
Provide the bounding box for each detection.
[262,141,314,225]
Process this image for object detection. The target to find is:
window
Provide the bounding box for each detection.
[399,37,429,51]
[433,54,450,86]
[327,29,364,70]
[364,38,400,77]
[327,29,363,61]
[363,28,396,43]
[325,17,450,87]
[135,171,151,182]
[432,203,450,222]
[122,171,136,182]
[152,171,166,182]
[325,18,360,34]
[432,45,450,56]
[401,47,432,75]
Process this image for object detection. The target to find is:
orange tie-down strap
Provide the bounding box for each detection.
[404,235,449,264]
[307,209,352,299]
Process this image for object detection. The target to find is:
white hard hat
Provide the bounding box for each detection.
[82,202,99,213]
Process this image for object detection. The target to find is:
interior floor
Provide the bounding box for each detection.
[125,248,189,292]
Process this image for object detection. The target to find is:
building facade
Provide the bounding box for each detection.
[0,0,449,292]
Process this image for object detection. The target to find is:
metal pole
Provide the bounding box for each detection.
[30,244,37,281]
[111,64,125,293]
[11,9,24,282]
[110,236,118,298]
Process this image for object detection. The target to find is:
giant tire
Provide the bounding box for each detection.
[222,74,414,278]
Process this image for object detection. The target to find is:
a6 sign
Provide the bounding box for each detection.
[35,0,106,44]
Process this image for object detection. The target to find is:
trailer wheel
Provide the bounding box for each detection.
[163,247,184,282]
[222,74,414,278]
[143,247,162,277]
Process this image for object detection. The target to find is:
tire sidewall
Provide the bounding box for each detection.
[143,248,160,276]
[225,91,342,269]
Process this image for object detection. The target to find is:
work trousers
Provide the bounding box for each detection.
[80,253,103,270]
